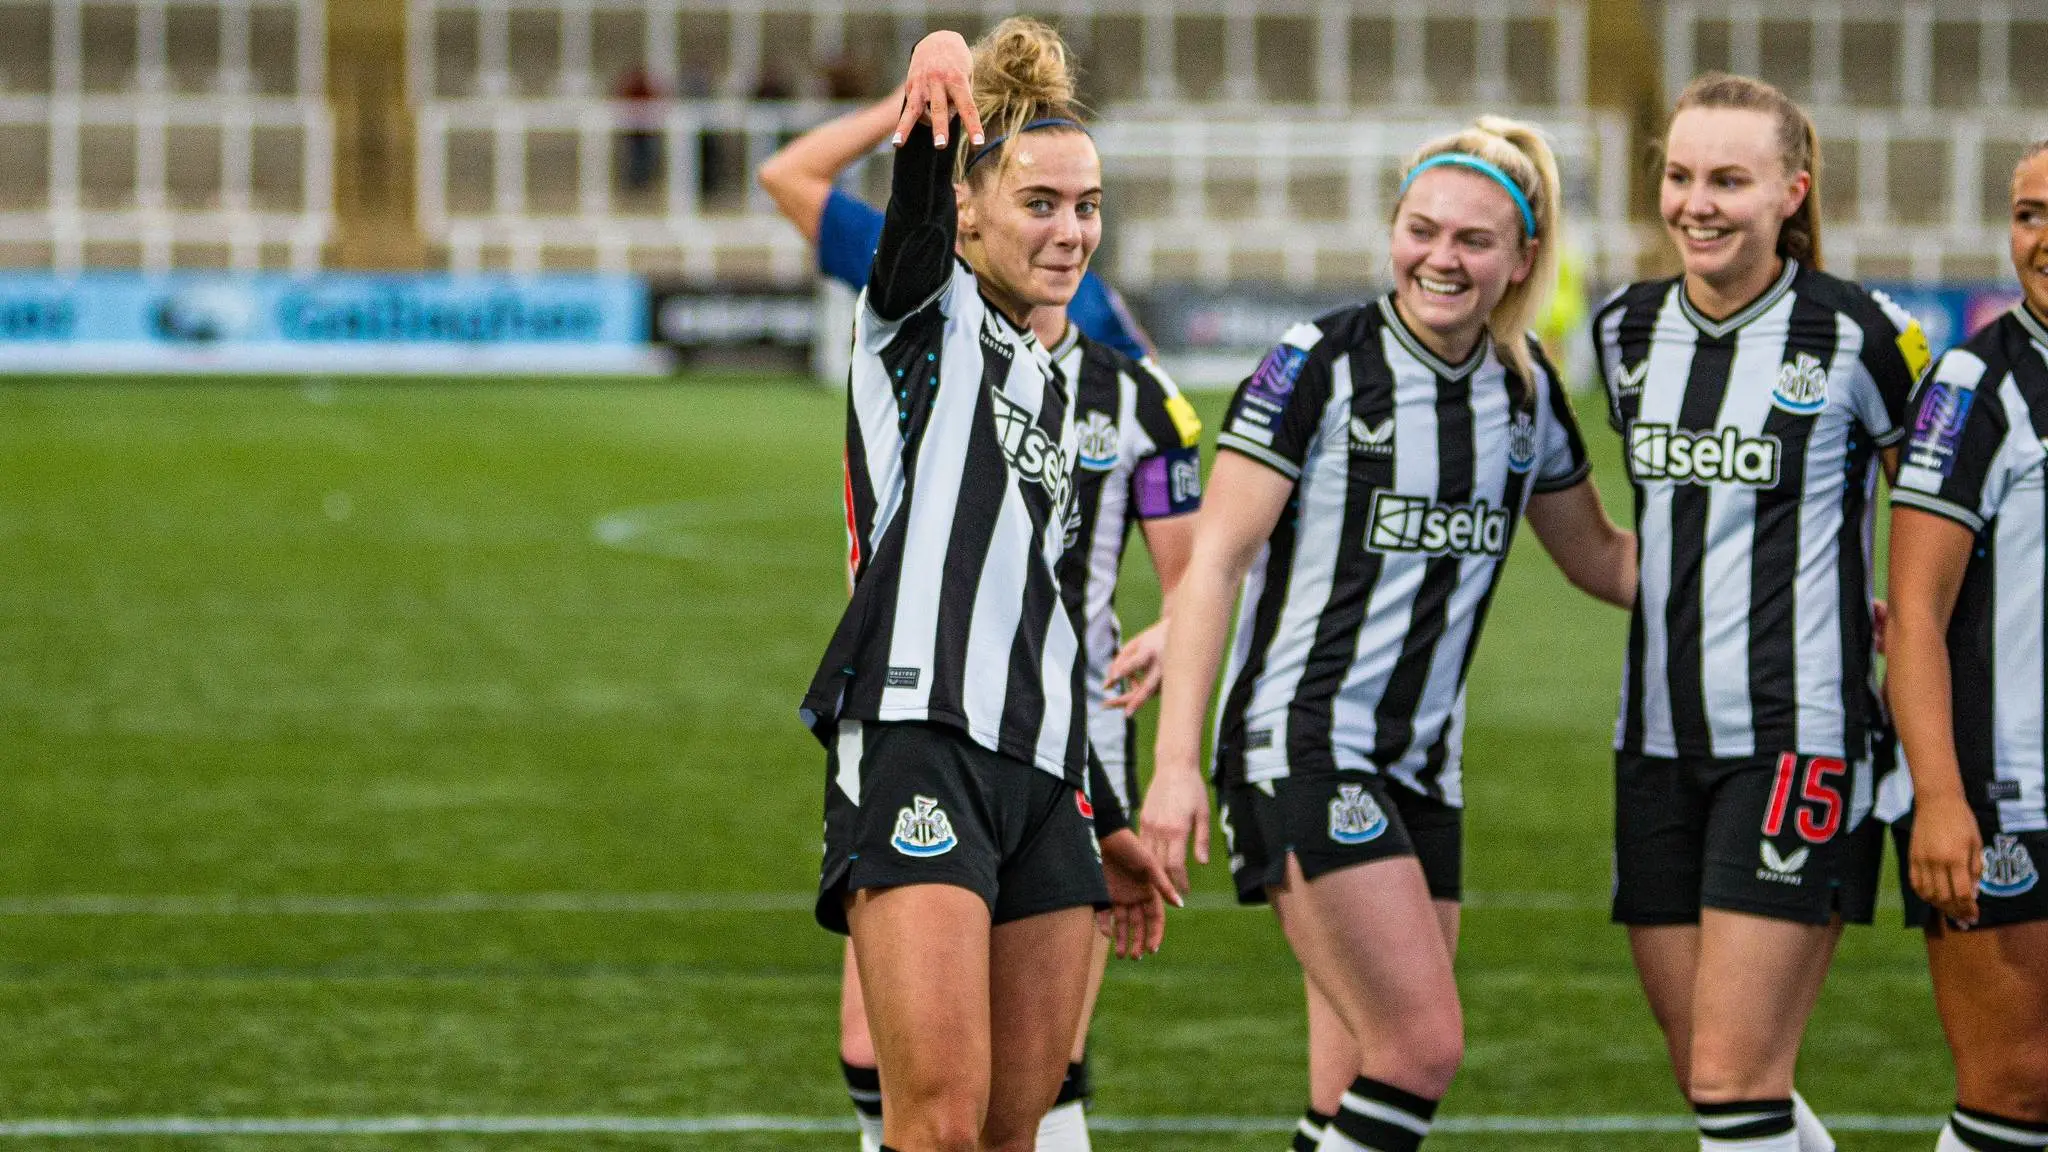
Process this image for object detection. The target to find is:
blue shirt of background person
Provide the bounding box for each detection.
[817,185,1154,362]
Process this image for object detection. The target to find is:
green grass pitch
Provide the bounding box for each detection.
[0,374,1952,1149]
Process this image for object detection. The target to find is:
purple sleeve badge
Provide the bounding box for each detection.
[1133,445,1203,519]
[1248,343,1311,406]
[1904,381,1975,478]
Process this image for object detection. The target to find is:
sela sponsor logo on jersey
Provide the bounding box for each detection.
[1905,381,1975,477]
[1772,352,1831,415]
[989,387,1075,523]
[1757,840,1811,885]
[1349,415,1395,457]
[1367,491,1510,557]
[1507,409,1538,473]
[1327,782,1389,845]
[1075,410,1120,471]
[1629,423,1783,487]
[891,795,958,857]
[1979,834,2040,898]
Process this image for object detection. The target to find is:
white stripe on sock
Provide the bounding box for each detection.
[1955,1112,2048,1148]
[1337,1093,1432,1136]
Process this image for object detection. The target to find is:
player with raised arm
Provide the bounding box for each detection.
[1886,138,2048,1152]
[760,73,1202,1152]
[1591,73,1931,1152]
[796,20,1175,1152]
[1142,117,1635,1152]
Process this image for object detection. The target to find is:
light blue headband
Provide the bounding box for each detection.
[965,117,1089,173]
[1399,153,1537,237]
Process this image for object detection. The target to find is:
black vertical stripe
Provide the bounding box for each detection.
[1058,345,1120,619]
[1613,286,1669,754]
[1371,370,1474,769]
[929,374,1009,722]
[1664,333,1733,756]
[1834,435,1876,761]
[1288,345,1392,768]
[1750,296,1837,750]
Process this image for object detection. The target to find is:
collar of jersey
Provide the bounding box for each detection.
[1046,321,1082,361]
[1676,259,1799,339]
[1378,295,1490,381]
[2015,300,2048,351]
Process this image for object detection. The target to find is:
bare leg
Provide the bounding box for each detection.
[1271,854,1463,1099]
[1926,918,2048,1121]
[982,906,1098,1152]
[1627,923,1701,1095]
[842,941,878,1065]
[848,884,993,1152]
[1687,909,1841,1103]
[1305,900,1459,1113]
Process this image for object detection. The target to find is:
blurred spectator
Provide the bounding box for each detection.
[615,66,665,194]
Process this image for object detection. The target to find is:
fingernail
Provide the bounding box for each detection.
[890,134,902,145]
[934,135,946,146]
[971,133,985,145]
[1170,893,1184,908]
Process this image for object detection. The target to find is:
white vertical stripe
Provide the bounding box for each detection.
[835,720,864,804]
[849,289,911,548]
[1699,302,1790,757]
[1788,320,1865,755]
[962,485,1032,736]
[1629,291,1695,755]
[881,272,986,718]
[1034,346,1084,773]
[1082,362,1145,774]
[1243,355,1356,782]
[1994,381,2048,832]
[1331,335,1435,774]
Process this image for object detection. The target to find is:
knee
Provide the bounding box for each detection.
[1961,1045,2048,1122]
[886,1083,985,1152]
[1384,1011,1463,1097]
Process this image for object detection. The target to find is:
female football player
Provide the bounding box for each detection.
[1591,73,1929,1152]
[797,19,1175,1152]
[1143,116,1636,1152]
[1887,138,2048,1152]
[760,74,1201,1152]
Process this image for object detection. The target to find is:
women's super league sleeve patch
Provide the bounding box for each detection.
[1244,321,1323,406]
[1132,445,1203,518]
[1903,378,1976,480]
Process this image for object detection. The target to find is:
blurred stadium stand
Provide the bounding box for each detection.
[0,0,2040,289]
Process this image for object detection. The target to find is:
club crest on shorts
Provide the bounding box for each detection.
[891,796,957,857]
[1772,352,1830,414]
[1327,783,1388,845]
[1506,409,1538,473]
[1980,834,2040,898]
[1757,840,1809,884]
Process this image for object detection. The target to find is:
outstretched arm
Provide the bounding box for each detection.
[1524,478,1636,608]
[756,85,908,245]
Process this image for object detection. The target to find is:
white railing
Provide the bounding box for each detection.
[4,93,331,272]
[24,0,326,98]
[407,0,1586,113]
[415,99,1636,286]
[1661,0,2048,109]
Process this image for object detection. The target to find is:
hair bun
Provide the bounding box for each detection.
[973,17,1075,110]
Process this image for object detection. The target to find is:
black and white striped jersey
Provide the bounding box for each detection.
[1594,261,1929,764]
[1210,296,1590,806]
[1053,329,1205,797]
[801,119,1090,788]
[1886,304,2048,833]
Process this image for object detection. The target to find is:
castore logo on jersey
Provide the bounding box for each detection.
[1349,416,1394,457]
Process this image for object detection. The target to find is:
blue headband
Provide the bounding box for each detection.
[1399,153,1537,237]
[965,117,1090,173]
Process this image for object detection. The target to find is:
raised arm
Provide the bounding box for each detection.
[756,85,907,245]
[869,33,980,321]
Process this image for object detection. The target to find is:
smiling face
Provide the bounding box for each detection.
[1661,106,1809,296]
[2012,149,2048,321]
[958,130,1101,327]
[1389,165,1535,362]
